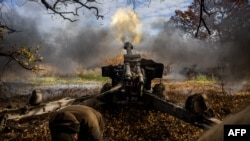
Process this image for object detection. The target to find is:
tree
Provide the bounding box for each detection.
[0,3,43,76]
[166,0,250,87]
[167,0,248,40]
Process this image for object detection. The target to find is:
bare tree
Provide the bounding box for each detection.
[36,0,104,22]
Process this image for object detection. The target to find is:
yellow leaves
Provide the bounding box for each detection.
[1,82,250,141]
[20,46,36,62]
[12,45,43,71]
[21,61,29,66]
[0,28,7,40]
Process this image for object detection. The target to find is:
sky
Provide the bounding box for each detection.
[98,0,192,31]
[11,0,192,34]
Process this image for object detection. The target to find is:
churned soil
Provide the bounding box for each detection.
[0,81,250,141]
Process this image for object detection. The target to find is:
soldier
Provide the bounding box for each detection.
[49,105,105,141]
[198,106,250,141]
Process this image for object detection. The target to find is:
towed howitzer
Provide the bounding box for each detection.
[98,42,221,129]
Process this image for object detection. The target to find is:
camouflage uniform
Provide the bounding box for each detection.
[49,105,105,141]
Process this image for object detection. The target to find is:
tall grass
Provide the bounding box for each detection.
[194,74,216,83]
[78,73,110,81]
[27,73,110,84]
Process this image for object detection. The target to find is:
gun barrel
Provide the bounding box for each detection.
[73,83,123,105]
[125,62,132,79]
[136,63,144,84]
[124,42,133,55]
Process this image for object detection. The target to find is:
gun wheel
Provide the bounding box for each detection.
[101,83,112,93]
[152,83,165,98]
[185,93,214,118]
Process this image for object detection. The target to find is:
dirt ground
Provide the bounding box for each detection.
[0,81,250,141]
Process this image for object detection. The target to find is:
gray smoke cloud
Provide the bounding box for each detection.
[40,24,121,74]
[0,8,43,78]
[0,5,121,76]
[147,8,250,94]
[135,27,218,81]
[138,31,217,67]
[217,8,250,83]
[1,2,249,89]
[135,8,250,90]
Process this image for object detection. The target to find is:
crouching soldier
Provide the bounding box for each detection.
[49,105,105,141]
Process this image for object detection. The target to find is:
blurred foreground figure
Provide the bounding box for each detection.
[198,106,250,141]
[49,105,105,141]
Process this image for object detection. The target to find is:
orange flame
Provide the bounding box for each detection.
[104,53,124,65]
[111,8,142,44]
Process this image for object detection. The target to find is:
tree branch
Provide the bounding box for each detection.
[0,23,17,34]
[40,0,103,22]
[195,0,211,37]
[0,47,43,73]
